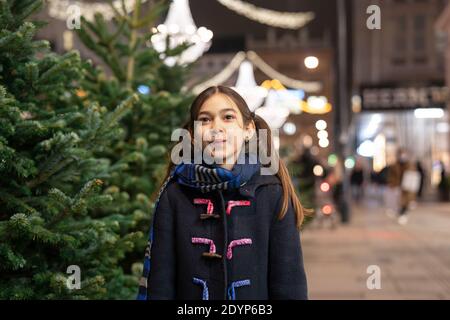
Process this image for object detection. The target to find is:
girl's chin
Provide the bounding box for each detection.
[204,152,235,165]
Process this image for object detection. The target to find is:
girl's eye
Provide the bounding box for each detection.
[224,114,236,121]
[198,117,211,124]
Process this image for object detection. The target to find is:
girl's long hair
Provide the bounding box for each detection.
[158,85,306,229]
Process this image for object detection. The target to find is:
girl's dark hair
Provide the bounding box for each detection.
[160,85,306,229]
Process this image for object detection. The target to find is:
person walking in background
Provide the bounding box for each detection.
[398,158,420,225]
[385,150,404,220]
[415,161,425,200]
[329,157,349,224]
[350,160,364,203]
[438,161,449,202]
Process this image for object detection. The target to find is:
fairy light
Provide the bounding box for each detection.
[320,182,330,192]
[216,0,314,29]
[191,51,322,94]
[317,130,328,140]
[191,52,247,94]
[151,0,213,66]
[247,51,322,92]
[313,165,324,177]
[322,204,332,215]
[304,56,319,69]
[315,120,327,131]
[47,0,149,22]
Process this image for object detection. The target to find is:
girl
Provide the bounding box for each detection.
[137,86,308,300]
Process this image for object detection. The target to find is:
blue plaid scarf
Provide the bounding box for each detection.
[174,152,261,193]
[137,152,261,300]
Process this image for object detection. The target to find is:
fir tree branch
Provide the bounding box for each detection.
[126,0,141,89]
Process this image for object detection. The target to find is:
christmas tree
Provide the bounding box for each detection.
[75,0,194,298]
[0,0,138,299]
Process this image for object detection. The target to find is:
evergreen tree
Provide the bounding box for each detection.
[75,0,194,298]
[0,0,138,299]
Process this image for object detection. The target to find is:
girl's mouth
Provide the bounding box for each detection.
[210,139,227,144]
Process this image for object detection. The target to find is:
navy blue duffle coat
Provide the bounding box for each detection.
[146,170,308,300]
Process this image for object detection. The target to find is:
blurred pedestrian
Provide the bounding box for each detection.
[398,159,420,225]
[415,161,425,199]
[350,161,364,203]
[438,161,449,201]
[329,158,349,224]
[385,162,401,218]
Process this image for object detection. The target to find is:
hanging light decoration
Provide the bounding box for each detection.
[190,51,322,94]
[247,51,322,92]
[216,0,314,29]
[151,0,213,66]
[260,79,303,114]
[47,0,149,21]
[255,90,290,129]
[232,61,268,111]
[301,96,332,114]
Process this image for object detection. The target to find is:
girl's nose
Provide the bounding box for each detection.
[211,118,224,130]
[210,119,225,135]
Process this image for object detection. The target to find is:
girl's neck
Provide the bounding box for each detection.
[218,153,239,171]
[219,162,235,171]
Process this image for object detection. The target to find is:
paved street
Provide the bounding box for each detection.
[301,201,450,299]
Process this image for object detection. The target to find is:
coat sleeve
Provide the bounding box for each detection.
[140,186,177,300]
[268,188,308,300]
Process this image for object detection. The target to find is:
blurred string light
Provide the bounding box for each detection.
[282,122,297,135]
[320,182,330,192]
[437,122,450,133]
[260,80,304,114]
[47,0,149,21]
[318,138,329,148]
[344,157,356,169]
[216,0,314,29]
[137,85,151,95]
[360,113,382,140]
[313,165,324,177]
[247,51,322,92]
[373,134,386,172]
[191,51,322,94]
[63,30,73,50]
[414,108,445,119]
[255,90,290,129]
[304,56,319,69]
[315,119,327,130]
[232,60,268,111]
[317,130,328,140]
[302,135,313,148]
[322,204,332,215]
[302,96,332,114]
[357,140,375,157]
[352,95,362,113]
[191,52,246,94]
[310,146,319,156]
[328,154,338,166]
[151,0,213,66]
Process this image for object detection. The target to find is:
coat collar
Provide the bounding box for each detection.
[238,171,281,198]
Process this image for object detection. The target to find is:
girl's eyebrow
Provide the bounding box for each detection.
[198,108,237,116]
[221,108,237,114]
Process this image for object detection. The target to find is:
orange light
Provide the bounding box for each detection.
[76,89,87,98]
[320,182,330,192]
[322,205,332,215]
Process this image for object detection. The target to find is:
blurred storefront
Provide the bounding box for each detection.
[352,0,449,195]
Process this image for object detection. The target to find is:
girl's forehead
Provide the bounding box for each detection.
[199,93,240,113]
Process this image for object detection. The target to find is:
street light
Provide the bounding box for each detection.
[304,56,319,69]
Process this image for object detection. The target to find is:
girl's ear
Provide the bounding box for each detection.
[245,120,256,140]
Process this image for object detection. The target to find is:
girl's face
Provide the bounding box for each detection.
[194,93,254,168]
